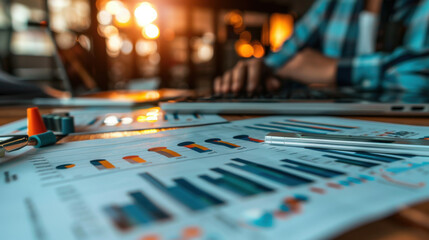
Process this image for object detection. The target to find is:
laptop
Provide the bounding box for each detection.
[160,87,429,116]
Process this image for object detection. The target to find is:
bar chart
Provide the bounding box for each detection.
[227,158,313,186]
[233,135,264,143]
[56,164,76,170]
[148,147,182,158]
[140,173,225,211]
[243,118,359,134]
[280,159,345,178]
[177,141,212,153]
[123,155,147,164]
[271,121,341,132]
[309,148,404,168]
[104,191,171,231]
[199,168,274,197]
[90,159,115,170]
[287,119,358,129]
[205,138,240,148]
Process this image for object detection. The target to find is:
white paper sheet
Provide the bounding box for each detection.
[1,116,429,240]
[0,107,227,135]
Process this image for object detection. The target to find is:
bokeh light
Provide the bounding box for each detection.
[106,34,122,54]
[236,41,254,58]
[134,2,158,27]
[252,42,265,58]
[115,7,131,25]
[105,0,124,15]
[98,25,119,38]
[136,39,157,56]
[121,39,133,55]
[97,10,112,25]
[142,24,160,39]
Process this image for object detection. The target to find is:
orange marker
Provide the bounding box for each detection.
[27,107,47,137]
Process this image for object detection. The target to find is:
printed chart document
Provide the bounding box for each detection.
[1,117,429,240]
[0,107,227,135]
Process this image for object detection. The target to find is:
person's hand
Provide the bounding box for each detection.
[213,58,280,96]
[276,48,338,88]
[214,48,338,95]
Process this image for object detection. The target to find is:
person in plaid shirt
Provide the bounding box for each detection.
[214,0,429,95]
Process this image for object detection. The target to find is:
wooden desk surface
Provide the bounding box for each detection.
[1,105,429,239]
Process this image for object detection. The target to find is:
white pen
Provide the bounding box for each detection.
[265,132,429,156]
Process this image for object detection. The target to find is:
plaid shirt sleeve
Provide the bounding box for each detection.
[266,0,429,91]
[264,0,333,69]
[337,0,429,91]
[337,48,429,91]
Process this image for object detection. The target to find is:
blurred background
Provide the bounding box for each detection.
[0,0,313,94]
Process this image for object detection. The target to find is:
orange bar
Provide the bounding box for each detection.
[163,149,181,157]
[100,160,115,169]
[123,155,146,163]
[218,141,240,148]
[189,144,210,151]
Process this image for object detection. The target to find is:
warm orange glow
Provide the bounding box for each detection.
[270,14,294,52]
[142,24,160,39]
[146,91,161,100]
[136,39,158,56]
[137,116,147,122]
[114,8,131,25]
[111,90,161,102]
[99,25,119,38]
[105,0,124,15]
[226,11,243,28]
[182,226,202,239]
[253,42,265,58]
[239,31,251,42]
[134,2,158,27]
[106,35,122,52]
[135,107,161,123]
[97,10,112,25]
[237,43,254,58]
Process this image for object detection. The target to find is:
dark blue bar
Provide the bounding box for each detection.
[324,154,379,168]
[129,191,170,221]
[121,204,152,225]
[309,148,402,163]
[140,173,222,211]
[281,159,344,178]
[174,178,224,206]
[228,158,313,186]
[199,168,274,197]
[104,205,132,231]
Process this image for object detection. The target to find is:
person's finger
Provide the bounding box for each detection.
[266,77,281,92]
[214,76,222,94]
[246,59,262,94]
[231,61,246,94]
[221,71,232,94]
